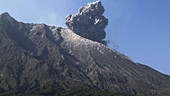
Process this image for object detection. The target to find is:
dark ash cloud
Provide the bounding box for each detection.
[65,1,108,45]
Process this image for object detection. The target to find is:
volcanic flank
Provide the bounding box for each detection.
[0,1,170,96]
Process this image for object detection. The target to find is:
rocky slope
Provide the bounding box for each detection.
[0,1,170,96]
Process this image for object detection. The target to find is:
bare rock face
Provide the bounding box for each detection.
[65,1,108,45]
[1,2,170,96]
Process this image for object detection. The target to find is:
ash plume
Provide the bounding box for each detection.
[65,1,108,45]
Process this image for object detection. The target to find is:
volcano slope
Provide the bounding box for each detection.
[0,1,170,96]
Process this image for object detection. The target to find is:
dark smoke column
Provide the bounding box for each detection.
[65,1,108,45]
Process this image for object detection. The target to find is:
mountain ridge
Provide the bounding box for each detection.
[0,1,170,96]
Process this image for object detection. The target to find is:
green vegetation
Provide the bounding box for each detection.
[58,86,131,96]
[0,86,132,96]
[1,85,169,96]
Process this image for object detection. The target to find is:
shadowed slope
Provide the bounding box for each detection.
[0,10,170,96]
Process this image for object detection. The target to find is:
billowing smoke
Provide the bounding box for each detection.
[65,1,108,45]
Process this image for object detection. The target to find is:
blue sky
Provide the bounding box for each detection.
[0,0,170,75]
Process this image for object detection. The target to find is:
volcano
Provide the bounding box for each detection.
[0,1,170,96]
